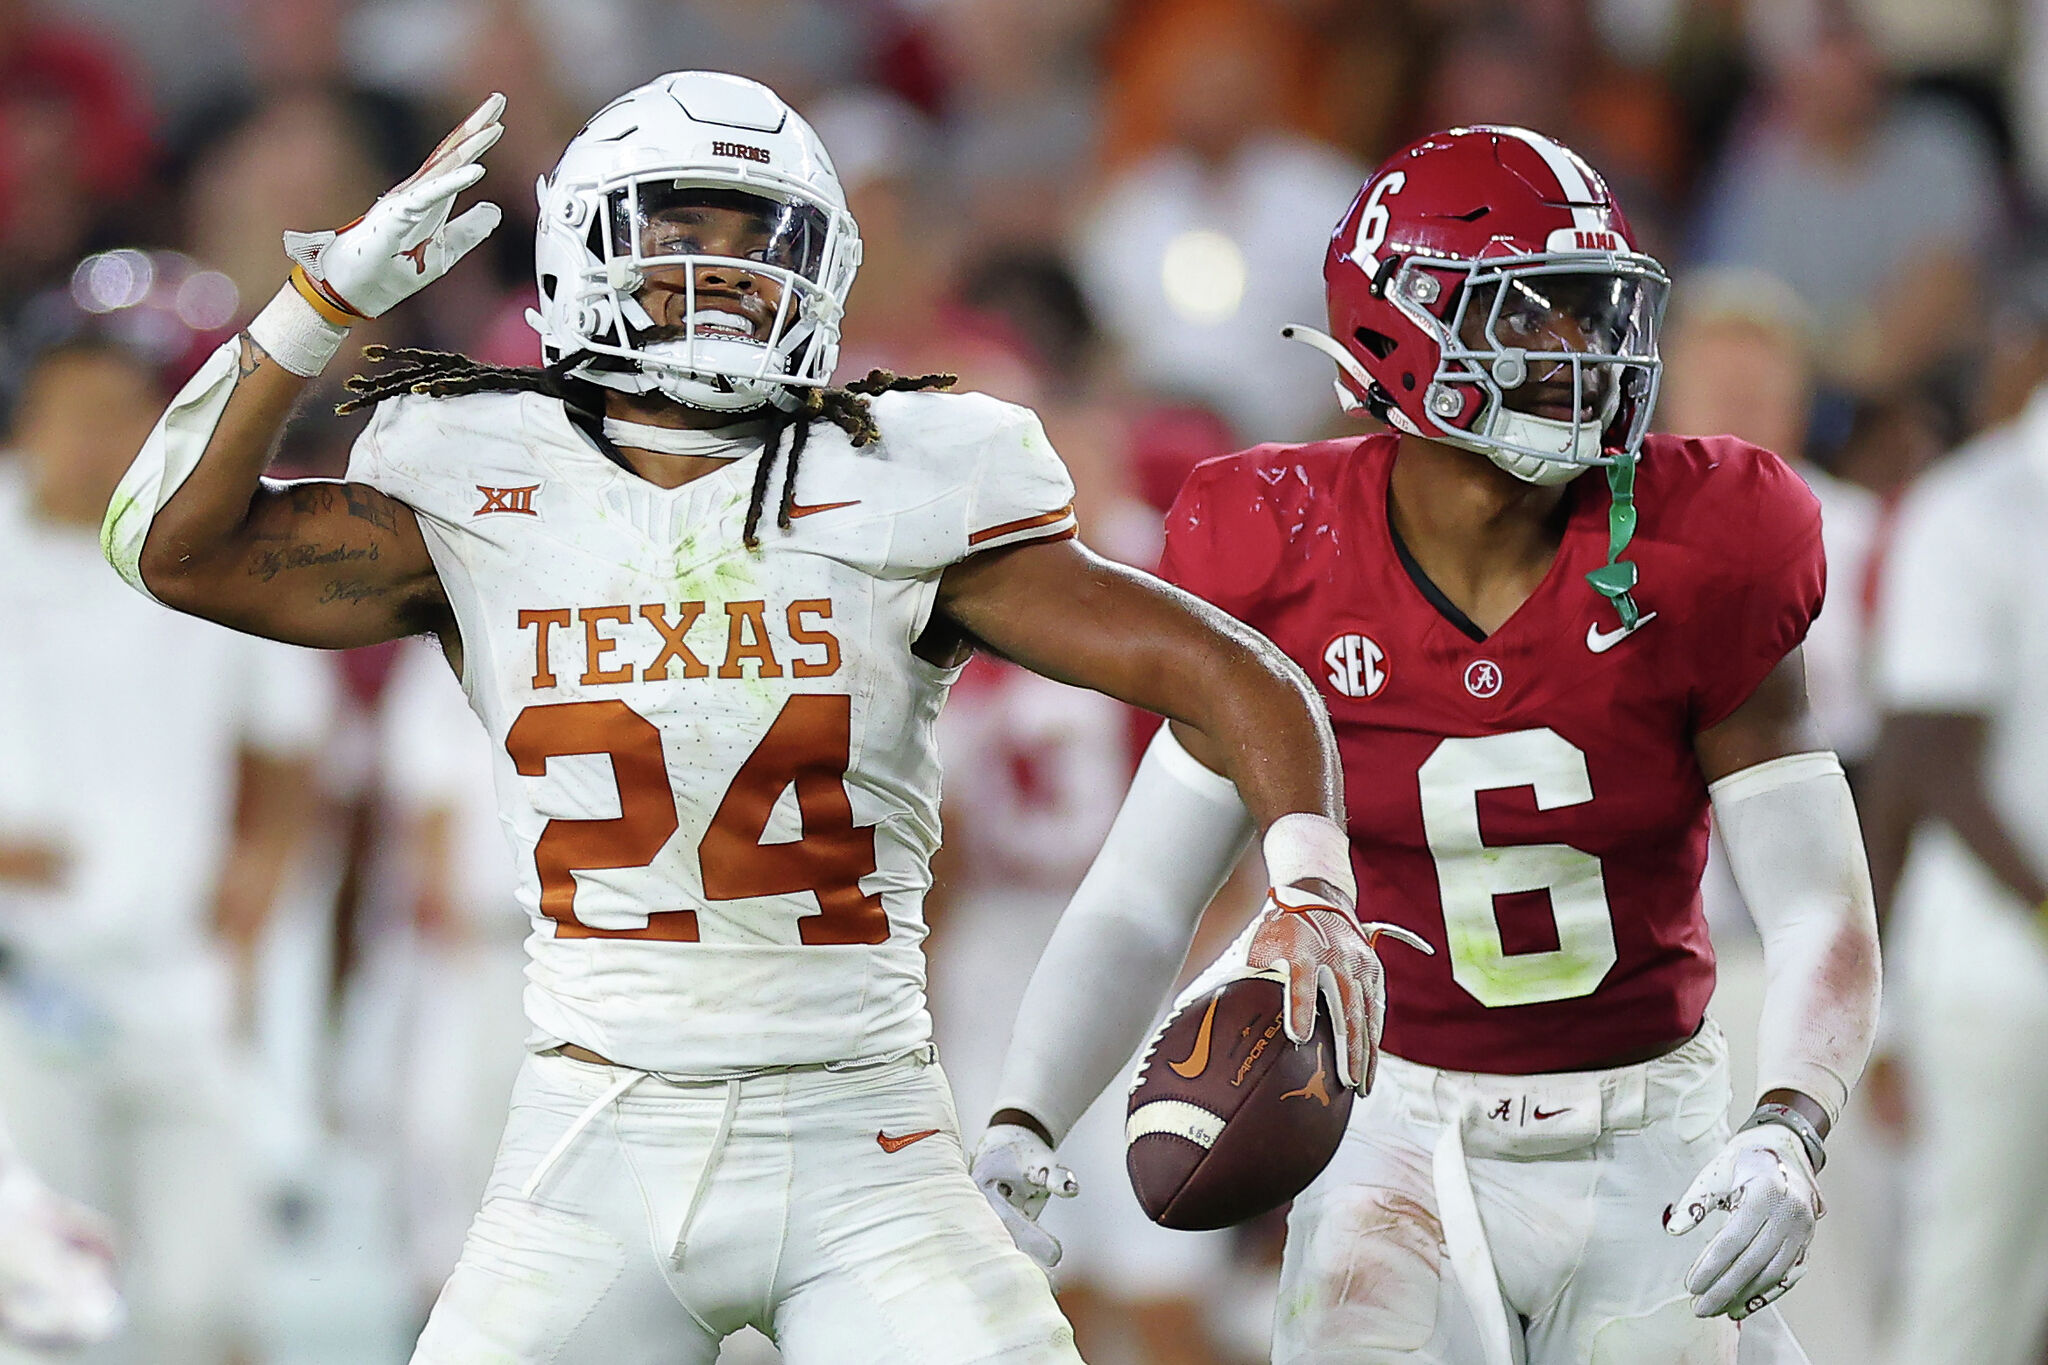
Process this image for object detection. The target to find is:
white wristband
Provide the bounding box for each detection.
[247,281,350,377]
[1262,812,1356,904]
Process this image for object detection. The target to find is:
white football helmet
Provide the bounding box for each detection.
[530,72,862,413]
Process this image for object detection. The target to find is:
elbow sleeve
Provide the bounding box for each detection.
[101,337,244,601]
[988,725,1254,1145]
[1711,752,1883,1126]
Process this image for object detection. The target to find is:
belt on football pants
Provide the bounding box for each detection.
[517,1050,739,1341]
[1432,1125,1518,1365]
[517,1059,734,1339]
[520,1043,939,1284]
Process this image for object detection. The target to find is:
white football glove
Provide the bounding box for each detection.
[283,93,505,323]
[0,1159,122,1349]
[970,1122,1077,1273]
[1663,1122,1823,1320]
[1248,885,1432,1093]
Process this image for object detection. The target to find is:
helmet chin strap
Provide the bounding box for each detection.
[1484,396,1643,629]
[1480,444,1586,486]
[1281,325,1378,398]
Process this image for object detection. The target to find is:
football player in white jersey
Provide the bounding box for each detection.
[100,74,1397,1364]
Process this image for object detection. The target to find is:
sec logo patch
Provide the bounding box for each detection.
[1322,633,1388,699]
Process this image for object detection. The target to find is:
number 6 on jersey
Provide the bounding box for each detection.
[1418,727,1618,1008]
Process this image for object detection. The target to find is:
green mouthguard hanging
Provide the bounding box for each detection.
[1584,450,1641,630]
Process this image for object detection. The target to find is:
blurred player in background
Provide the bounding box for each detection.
[1657,268,1881,779]
[1657,266,1894,1357]
[930,656,1230,1363]
[1865,274,2048,1365]
[98,72,1391,1363]
[0,333,332,1365]
[376,637,529,1314]
[979,127,1881,1363]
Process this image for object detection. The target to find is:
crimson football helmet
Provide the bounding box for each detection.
[1286,125,1668,486]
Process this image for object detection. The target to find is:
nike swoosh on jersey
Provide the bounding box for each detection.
[786,499,863,519]
[876,1128,941,1154]
[1585,611,1658,654]
[1168,998,1220,1079]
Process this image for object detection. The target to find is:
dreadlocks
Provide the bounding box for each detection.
[744,368,958,548]
[337,345,955,549]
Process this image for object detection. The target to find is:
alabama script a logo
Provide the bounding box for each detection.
[475,484,541,517]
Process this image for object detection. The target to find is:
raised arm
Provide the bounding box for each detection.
[102,97,505,650]
[119,338,443,647]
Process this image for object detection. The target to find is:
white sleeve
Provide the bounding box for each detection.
[1710,751,1881,1127]
[989,725,1254,1145]
[101,339,243,601]
[1874,478,2005,711]
[236,636,338,758]
[964,402,1077,553]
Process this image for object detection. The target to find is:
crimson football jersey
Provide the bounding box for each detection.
[1160,431,1824,1073]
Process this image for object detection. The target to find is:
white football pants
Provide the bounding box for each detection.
[1887,833,2048,1365]
[1273,1022,1803,1364]
[411,1048,1081,1364]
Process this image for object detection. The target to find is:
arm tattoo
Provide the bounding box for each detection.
[248,541,382,582]
[238,334,271,380]
[318,578,390,605]
[278,484,341,517]
[273,482,400,532]
[341,484,399,532]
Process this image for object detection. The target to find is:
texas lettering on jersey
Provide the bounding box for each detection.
[516,598,843,688]
[347,386,1078,1076]
[1162,431,1824,1074]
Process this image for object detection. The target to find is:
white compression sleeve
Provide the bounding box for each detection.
[988,725,1254,1146]
[100,336,244,602]
[1710,751,1882,1127]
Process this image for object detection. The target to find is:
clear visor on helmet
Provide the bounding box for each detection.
[607,182,830,283]
[1440,262,1666,434]
[1461,269,1661,361]
[585,177,845,395]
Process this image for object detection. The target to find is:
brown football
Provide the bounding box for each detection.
[1125,975,1354,1230]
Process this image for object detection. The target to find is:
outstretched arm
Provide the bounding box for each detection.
[936,536,1341,835]
[103,96,505,650]
[940,537,1407,1265]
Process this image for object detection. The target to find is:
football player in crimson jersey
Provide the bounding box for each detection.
[975,126,1881,1363]
[99,73,1401,1364]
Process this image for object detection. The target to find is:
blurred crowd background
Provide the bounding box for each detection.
[0,0,2044,1362]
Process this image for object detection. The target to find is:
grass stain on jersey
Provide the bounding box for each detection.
[669,522,784,714]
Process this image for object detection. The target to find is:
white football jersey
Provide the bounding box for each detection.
[0,467,333,972]
[346,387,1077,1074]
